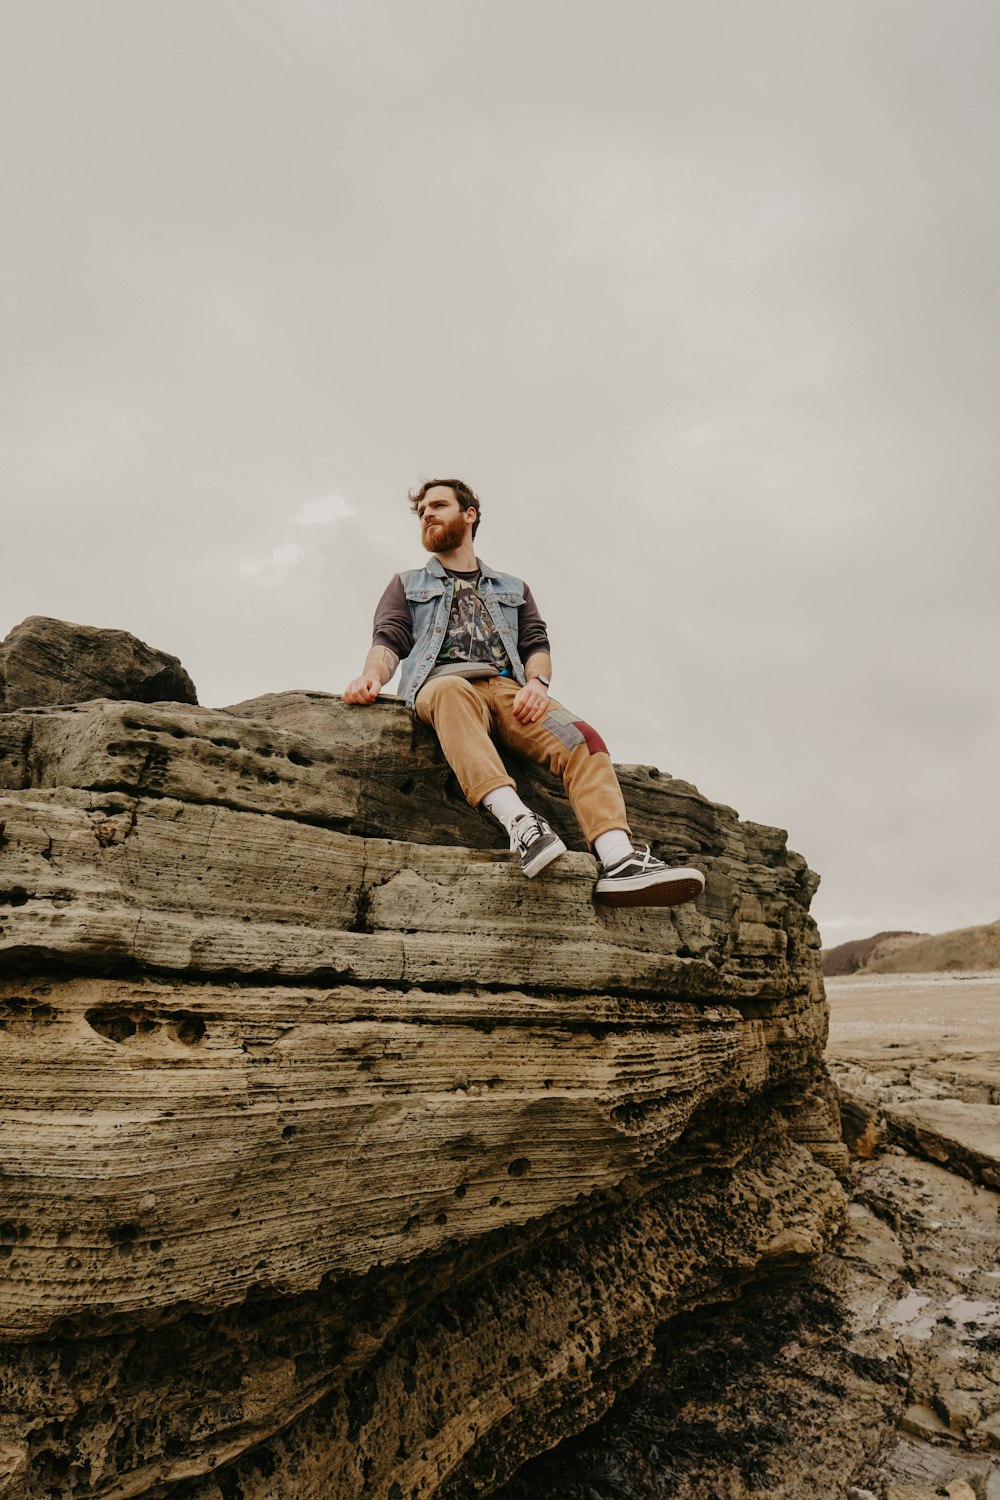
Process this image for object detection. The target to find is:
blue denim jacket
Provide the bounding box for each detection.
[396,555,528,708]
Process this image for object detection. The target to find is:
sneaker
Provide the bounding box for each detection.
[508,813,567,878]
[595,845,705,908]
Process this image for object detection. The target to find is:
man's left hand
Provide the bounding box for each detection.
[512,678,549,724]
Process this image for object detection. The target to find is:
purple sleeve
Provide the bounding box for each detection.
[517,583,551,664]
[371,575,414,661]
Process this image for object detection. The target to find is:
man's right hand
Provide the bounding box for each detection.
[343,674,382,705]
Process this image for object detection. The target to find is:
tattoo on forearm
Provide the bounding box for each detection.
[380,648,398,672]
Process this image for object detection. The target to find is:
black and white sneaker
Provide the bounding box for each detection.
[595,845,705,908]
[508,813,567,878]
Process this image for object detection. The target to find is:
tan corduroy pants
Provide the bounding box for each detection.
[414,674,632,845]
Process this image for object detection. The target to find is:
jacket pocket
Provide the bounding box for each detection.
[404,585,445,604]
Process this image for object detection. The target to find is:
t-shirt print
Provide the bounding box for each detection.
[438,575,512,671]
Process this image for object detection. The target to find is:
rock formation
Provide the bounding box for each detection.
[0,632,847,1499]
[822,979,1000,1496]
[0,616,198,711]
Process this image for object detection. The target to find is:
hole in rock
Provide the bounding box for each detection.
[109,1222,139,1245]
[171,1014,207,1046]
[287,751,312,767]
[281,1125,296,1140]
[454,1184,467,1199]
[0,889,30,907]
[507,1158,531,1178]
[86,1011,138,1043]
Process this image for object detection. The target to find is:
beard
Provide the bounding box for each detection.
[422,513,469,554]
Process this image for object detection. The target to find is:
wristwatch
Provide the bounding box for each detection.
[533,673,551,689]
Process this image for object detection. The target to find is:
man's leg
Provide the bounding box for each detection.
[414,676,566,875]
[414,675,513,804]
[490,679,705,907]
[489,679,631,844]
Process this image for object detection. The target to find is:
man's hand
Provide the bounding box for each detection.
[512,678,549,724]
[343,673,382,705]
[344,645,398,705]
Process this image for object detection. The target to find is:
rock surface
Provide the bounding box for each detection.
[0,616,198,710]
[500,1102,1000,1499]
[0,682,846,1497]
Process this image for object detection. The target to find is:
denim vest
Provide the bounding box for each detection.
[396,555,528,708]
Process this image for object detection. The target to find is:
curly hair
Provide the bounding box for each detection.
[408,478,482,538]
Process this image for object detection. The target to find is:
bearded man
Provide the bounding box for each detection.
[343,478,704,907]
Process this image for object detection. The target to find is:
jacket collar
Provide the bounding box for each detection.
[424,554,500,581]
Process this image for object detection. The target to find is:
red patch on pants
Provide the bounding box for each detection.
[576,721,609,755]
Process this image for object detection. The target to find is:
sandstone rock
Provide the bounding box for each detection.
[938,1387,985,1433]
[0,691,845,1497]
[0,615,197,709]
[886,1100,1000,1188]
[901,1402,950,1441]
[841,1091,884,1158]
[946,1481,979,1500]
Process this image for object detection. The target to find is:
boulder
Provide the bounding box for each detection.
[0,688,846,1498]
[0,615,197,709]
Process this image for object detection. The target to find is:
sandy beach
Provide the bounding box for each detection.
[826,970,1000,1053]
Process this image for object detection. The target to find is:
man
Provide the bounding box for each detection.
[343,479,705,907]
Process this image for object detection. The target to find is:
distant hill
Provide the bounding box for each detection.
[823,919,1000,976]
[822,931,923,976]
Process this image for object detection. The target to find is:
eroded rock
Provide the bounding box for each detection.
[0,615,197,709]
[0,689,845,1497]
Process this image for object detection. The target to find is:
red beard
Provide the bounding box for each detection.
[422,513,469,554]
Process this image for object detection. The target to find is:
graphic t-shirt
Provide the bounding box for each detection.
[437,571,512,672]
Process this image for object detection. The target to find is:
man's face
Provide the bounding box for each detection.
[416,486,474,554]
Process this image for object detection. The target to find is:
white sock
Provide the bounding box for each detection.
[594,829,635,869]
[482,786,533,830]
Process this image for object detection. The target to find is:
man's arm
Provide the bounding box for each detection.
[512,649,553,724]
[343,576,411,705]
[511,583,553,723]
[343,643,400,705]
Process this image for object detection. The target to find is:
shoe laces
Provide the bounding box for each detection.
[611,843,663,874]
[510,813,543,851]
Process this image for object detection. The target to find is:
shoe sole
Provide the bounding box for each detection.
[595,872,705,908]
[521,838,567,878]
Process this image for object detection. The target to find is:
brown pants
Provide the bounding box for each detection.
[414,674,632,845]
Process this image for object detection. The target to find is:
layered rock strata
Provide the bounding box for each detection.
[0,687,845,1498]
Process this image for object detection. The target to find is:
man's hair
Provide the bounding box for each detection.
[408,478,482,538]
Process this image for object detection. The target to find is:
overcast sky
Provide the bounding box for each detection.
[3,0,998,947]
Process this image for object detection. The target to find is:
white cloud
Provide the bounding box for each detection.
[238,541,303,583]
[237,493,354,585]
[297,494,353,526]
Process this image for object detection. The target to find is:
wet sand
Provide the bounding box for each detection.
[826,970,1000,1054]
